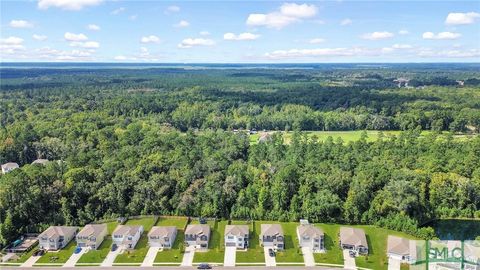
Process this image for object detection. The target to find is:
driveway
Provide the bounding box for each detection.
[301,247,315,267]
[388,257,401,270]
[141,247,160,267]
[101,247,122,267]
[343,250,356,270]
[263,247,276,267]
[20,254,42,267]
[63,247,87,267]
[224,246,236,267]
[180,246,195,267]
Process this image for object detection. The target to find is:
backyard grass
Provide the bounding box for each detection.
[106,221,120,234]
[155,216,188,229]
[193,220,227,263]
[274,222,304,263]
[313,224,344,265]
[154,231,184,264]
[14,244,39,263]
[76,237,112,265]
[35,240,77,264]
[113,217,156,265]
[233,220,265,263]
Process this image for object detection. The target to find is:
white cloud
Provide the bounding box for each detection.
[33,34,48,41]
[129,15,138,21]
[140,35,161,44]
[309,38,325,44]
[0,37,25,55]
[422,31,461,40]
[223,32,260,41]
[178,38,215,48]
[87,24,100,31]
[264,48,358,59]
[392,44,413,49]
[38,0,102,10]
[417,48,480,58]
[398,29,409,35]
[340,18,352,26]
[165,5,180,13]
[111,7,125,15]
[9,20,34,28]
[64,32,88,41]
[174,20,190,28]
[114,55,128,61]
[200,31,210,36]
[246,2,317,29]
[361,31,394,40]
[69,41,100,48]
[1,36,24,45]
[445,12,480,25]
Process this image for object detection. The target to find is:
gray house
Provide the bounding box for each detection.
[38,226,79,251]
[339,227,368,255]
[259,224,284,250]
[76,224,108,250]
[148,226,177,249]
[184,224,210,249]
[297,222,324,252]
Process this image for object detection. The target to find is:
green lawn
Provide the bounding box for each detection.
[154,231,184,264]
[193,220,227,263]
[106,221,119,234]
[14,245,39,263]
[274,222,304,263]
[124,216,156,231]
[113,217,156,265]
[155,217,188,229]
[233,220,265,263]
[313,224,344,265]
[76,237,112,265]
[35,240,77,264]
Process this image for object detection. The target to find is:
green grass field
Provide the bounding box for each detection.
[233,220,264,263]
[35,240,77,265]
[76,237,112,265]
[193,220,227,263]
[113,217,156,265]
[313,224,344,265]
[155,217,188,228]
[13,245,39,264]
[153,217,189,264]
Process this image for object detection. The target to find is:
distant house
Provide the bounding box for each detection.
[258,133,272,143]
[112,225,144,250]
[296,221,324,252]
[38,226,79,251]
[339,227,368,255]
[76,224,107,250]
[184,224,210,249]
[1,162,19,174]
[259,224,284,250]
[394,78,410,88]
[387,236,417,264]
[224,225,249,249]
[148,226,177,249]
[32,159,49,165]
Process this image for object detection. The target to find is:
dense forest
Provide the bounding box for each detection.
[0,63,479,246]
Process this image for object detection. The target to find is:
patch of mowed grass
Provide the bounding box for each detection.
[233,220,265,263]
[155,217,188,229]
[76,237,112,265]
[154,230,184,263]
[274,222,303,263]
[35,240,77,264]
[313,224,343,265]
[193,220,227,263]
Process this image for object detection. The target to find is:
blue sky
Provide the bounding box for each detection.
[1,0,479,62]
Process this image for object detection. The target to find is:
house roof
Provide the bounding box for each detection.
[185,224,210,237]
[224,225,249,237]
[1,162,19,170]
[387,236,411,255]
[113,225,143,237]
[148,226,177,238]
[340,227,367,247]
[77,224,107,238]
[32,159,49,165]
[297,224,324,238]
[260,224,283,237]
[39,226,78,239]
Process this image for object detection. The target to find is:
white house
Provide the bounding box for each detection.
[224,225,249,249]
[1,162,19,174]
[76,224,108,250]
[259,224,284,250]
[184,224,210,249]
[32,159,49,165]
[38,226,79,251]
[112,225,144,250]
[296,221,324,252]
[148,226,177,249]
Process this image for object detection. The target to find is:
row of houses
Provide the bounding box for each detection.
[1,159,49,174]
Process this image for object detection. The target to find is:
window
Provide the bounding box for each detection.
[227,236,234,240]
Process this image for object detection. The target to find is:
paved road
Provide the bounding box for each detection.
[141,247,160,267]
[264,247,276,267]
[342,250,356,270]
[301,247,314,267]
[223,246,236,267]
[2,266,346,270]
[181,246,195,267]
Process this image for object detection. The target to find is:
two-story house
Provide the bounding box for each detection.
[297,221,325,252]
[224,225,249,249]
[148,226,177,249]
[184,224,210,249]
[112,225,144,250]
[259,224,284,250]
[76,224,107,250]
[38,226,79,251]
[339,227,368,255]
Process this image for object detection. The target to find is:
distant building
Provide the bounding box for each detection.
[112,225,144,250]
[394,78,410,88]
[456,80,465,86]
[38,226,79,251]
[184,224,210,249]
[224,225,249,249]
[76,224,108,250]
[259,224,284,250]
[339,227,368,255]
[1,162,19,174]
[148,226,177,249]
[32,159,49,165]
[297,220,324,252]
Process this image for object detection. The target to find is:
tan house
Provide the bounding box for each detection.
[148,226,177,249]
[32,159,49,165]
[38,226,79,251]
[260,224,284,250]
[224,225,249,249]
[1,162,19,174]
[76,224,108,250]
[184,224,210,249]
[297,222,324,252]
[339,227,368,255]
[112,225,144,250]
